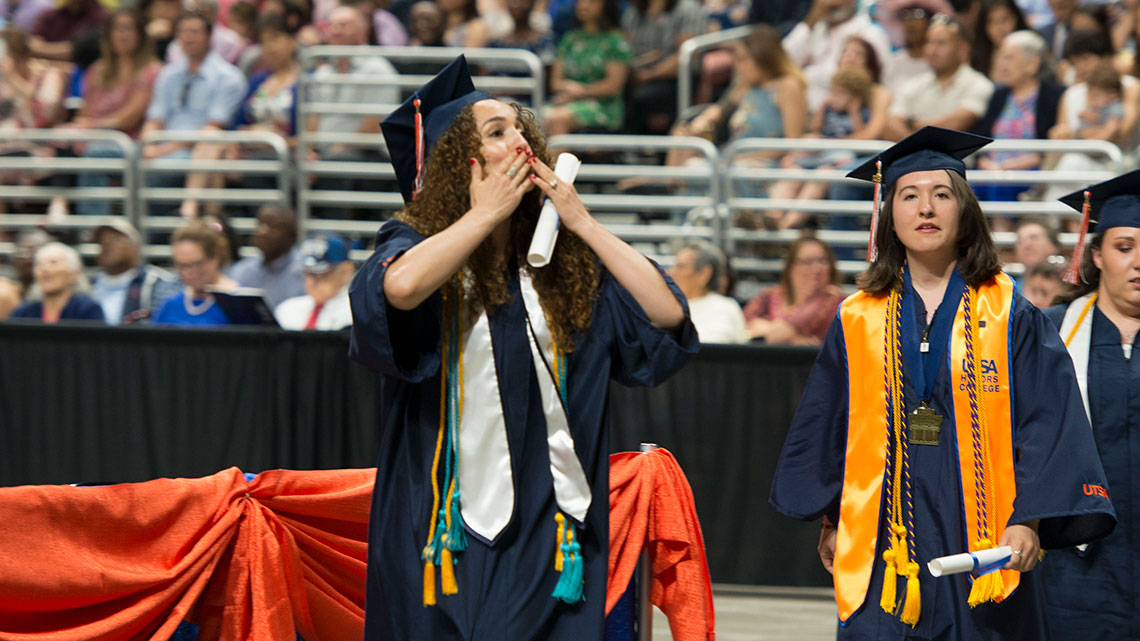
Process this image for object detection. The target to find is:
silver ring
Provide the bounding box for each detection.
[549,179,558,189]
[1012,550,1023,556]
[506,166,518,177]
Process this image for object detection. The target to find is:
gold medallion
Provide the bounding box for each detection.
[909,403,943,446]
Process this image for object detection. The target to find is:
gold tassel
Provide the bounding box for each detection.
[900,562,921,626]
[554,513,566,572]
[423,560,436,606]
[879,547,898,614]
[967,569,1005,607]
[441,548,458,595]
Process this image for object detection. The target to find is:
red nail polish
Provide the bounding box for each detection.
[516,148,524,154]
[529,174,537,179]
[469,158,476,166]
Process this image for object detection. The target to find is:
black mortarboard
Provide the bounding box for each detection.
[846,126,993,189]
[1057,170,1140,283]
[381,55,493,202]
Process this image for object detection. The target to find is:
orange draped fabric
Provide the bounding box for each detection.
[0,467,374,641]
[607,449,716,641]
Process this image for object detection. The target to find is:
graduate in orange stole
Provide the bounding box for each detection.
[770,127,1116,640]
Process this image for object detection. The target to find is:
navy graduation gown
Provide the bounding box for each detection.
[349,220,698,641]
[1041,305,1140,639]
[770,276,1115,641]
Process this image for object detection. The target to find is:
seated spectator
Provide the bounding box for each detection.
[261,0,321,46]
[1015,216,1062,274]
[488,0,555,66]
[690,0,751,105]
[10,229,51,298]
[227,0,263,74]
[663,25,806,172]
[140,0,183,60]
[27,0,108,63]
[621,0,706,134]
[441,0,490,47]
[1073,61,1124,141]
[767,66,887,229]
[743,236,845,345]
[1036,0,1076,63]
[227,203,305,308]
[0,277,20,320]
[0,27,67,215]
[782,0,891,111]
[884,15,993,140]
[974,30,1062,201]
[305,5,399,218]
[165,0,249,65]
[407,0,447,46]
[543,0,630,135]
[9,243,104,323]
[152,219,239,326]
[364,0,410,46]
[54,9,162,218]
[971,0,1028,77]
[878,0,948,94]
[91,220,180,325]
[1021,260,1065,309]
[0,0,55,34]
[141,10,247,217]
[275,235,354,330]
[668,240,747,344]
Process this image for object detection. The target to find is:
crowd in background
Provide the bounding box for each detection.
[0,0,1120,342]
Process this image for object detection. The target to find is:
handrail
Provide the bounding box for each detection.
[677,25,754,118]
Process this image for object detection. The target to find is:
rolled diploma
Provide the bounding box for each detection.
[527,153,582,268]
[928,546,1012,578]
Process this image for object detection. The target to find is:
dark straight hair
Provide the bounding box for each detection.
[857,170,1002,294]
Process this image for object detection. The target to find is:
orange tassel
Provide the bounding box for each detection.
[423,560,436,606]
[441,548,458,595]
[1063,190,1092,285]
[554,513,566,571]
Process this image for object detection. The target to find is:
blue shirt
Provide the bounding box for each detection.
[152,291,231,326]
[9,294,106,323]
[146,52,248,131]
[227,248,305,308]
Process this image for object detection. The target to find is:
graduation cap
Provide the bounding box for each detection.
[847,126,992,261]
[381,55,493,202]
[1057,169,1140,283]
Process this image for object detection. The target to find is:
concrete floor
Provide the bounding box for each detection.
[649,586,838,641]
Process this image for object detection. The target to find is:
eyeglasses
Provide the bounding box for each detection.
[930,12,955,26]
[173,258,207,272]
[897,7,929,20]
[793,257,831,267]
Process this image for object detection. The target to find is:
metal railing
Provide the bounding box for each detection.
[677,25,754,119]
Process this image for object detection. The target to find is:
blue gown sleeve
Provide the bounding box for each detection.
[596,259,699,387]
[769,316,848,523]
[348,220,442,381]
[1007,297,1116,547]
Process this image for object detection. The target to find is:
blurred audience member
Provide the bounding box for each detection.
[228,203,305,307]
[1036,0,1075,62]
[1015,216,1061,272]
[441,0,489,46]
[27,0,108,62]
[767,66,886,229]
[488,0,555,65]
[166,0,248,65]
[91,220,180,325]
[782,0,891,111]
[972,0,1028,77]
[408,0,446,46]
[0,0,54,34]
[152,219,238,326]
[669,240,747,344]
[0,277,20,321]
[236,15,298,141]
[743,236,845,344]
[58,10,163,218]
[1073,61,1125,141]
[621,0,706,134]
[878,0,949,94]
[367,0,410,45]
[543,0,630,135]
[11,229,50,298]
[9,243,104,323]
[885,15,993,140]
[974,30,1061,200]
[141,0,183,60]
[227,0,263,73]
[275,235,354,330]
[1021,260,1065,309]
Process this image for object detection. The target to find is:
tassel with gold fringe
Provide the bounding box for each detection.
[900,563,921,626]
[966,539,1006,607]
[879,546,898,614]
[441,547,458,595]
[554,513,566,572]
[423,560,436,606]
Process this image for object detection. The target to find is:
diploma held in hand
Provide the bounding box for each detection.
[928,546,1012,578]
[527,153,582,268]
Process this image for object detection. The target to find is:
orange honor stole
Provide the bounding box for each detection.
[834,273,1017,625]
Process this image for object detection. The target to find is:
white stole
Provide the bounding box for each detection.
[1059,294,1096,424]
[456,270,592,543]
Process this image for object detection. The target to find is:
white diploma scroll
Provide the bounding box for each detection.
[526,153,582,268]
[928,546,1012,578]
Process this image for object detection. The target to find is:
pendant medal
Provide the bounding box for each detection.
[909,402,942,446]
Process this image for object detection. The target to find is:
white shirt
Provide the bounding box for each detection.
[884,51,931,96]
[275,288,353,330]
[92,268,137,326]
[783,13,892,111]
[891,63,994,121]
[687,293,748,344]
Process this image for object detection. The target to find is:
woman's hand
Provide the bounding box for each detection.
[1000,521,1041,572]
[819,517,837,574]
[526,155,590,233]
[468,148,533,225]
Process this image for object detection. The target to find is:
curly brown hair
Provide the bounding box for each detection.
[397,101,600,350]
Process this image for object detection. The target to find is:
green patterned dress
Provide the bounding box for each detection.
[551,29,632,131]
